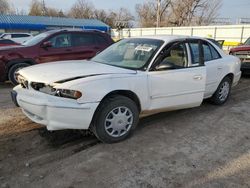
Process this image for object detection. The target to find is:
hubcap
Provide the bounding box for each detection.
[218,81,230,101]
[104,106,133,138]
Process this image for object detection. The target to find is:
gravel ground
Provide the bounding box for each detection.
[0,78,249,188]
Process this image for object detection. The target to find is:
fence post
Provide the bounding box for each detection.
[240,26,244,43]
[121,29,123,39]
[214,27,217,40]
[171,28,173,35]
[141,28,142,36]
[191,27,193,36]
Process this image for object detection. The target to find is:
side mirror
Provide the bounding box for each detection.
[41,41,52,48]
[155,63,175,71]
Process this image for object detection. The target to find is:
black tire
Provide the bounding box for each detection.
[8,63,30,85]
[210,77,232,105]
[91,95,139,143]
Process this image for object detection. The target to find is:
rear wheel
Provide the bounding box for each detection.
[210,77,232,105]
[8,63,30,85]
[91,95,139,143]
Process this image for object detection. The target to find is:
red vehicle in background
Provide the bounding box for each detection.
[0,39,20,47]
[0,29,114,85]
[230,37,250,74]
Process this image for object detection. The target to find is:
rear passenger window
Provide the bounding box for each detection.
[72,33,95,46]
[209,44,221,59]
[203,44,213,61]
[202,42,221,62]
[95,34,108,45]
[12,34,30,38]
[189,42,200,64]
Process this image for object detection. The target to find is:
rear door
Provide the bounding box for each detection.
[202,41,224,97]
[39,33,74,63]
[148,40,206,111]
[94,33,112,53]
[71,32,99,60]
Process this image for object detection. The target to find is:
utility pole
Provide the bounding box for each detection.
[41,0,47,16]
[156,0,161,27]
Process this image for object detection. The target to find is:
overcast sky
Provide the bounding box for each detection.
[9,0,250,20]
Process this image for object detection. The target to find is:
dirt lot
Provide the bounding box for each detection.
[0,79,250,188]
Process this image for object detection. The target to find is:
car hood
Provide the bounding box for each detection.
[0,45,25,51]
[230,45,250,53]
[18,60,137,84]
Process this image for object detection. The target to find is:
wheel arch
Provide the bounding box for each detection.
[91,89,142,127]
[224,72,234,83]
[6,58,36,71]
[99,90,142,112]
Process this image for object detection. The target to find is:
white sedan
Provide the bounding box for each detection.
[12,35,241,143]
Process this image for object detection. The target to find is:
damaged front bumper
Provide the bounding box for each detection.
[13,85,99,131]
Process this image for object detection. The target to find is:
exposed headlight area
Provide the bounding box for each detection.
[56,89,82,99]
[31,82,82,100]
[17,74,29,89]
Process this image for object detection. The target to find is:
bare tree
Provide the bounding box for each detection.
[58,10,66,17]
[93,8,134,28]
[68,0,94,19]
[136,1,157,27]
[136,0,171,27]
[29,0,65,17]
[0,0,9,14]
[196,0,222,25]
[113,8,134,25]
[0,0,15,14]
[169,0,222,26]
[136,0,221,27]
[94,9,109,23]
[169,0,204,26]
[15,9,27,15]
[29,0,43,16]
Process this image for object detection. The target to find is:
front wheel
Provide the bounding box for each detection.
[8,63,30,85]
[91,95,139,143]
[210,77,232,105]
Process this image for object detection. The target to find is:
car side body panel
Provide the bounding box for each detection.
[147,66,206,112]
[57,72,150,111]
[204,54,241,98]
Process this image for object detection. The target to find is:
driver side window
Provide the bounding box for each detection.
[157,43,188,70]
[48,33,71,48]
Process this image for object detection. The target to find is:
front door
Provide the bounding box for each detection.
[39,33,74,63]
[148,41,206,111]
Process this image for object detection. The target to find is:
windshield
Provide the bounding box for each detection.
[23,32,49,46]
[92,38,164,70]
[244,38,250,45]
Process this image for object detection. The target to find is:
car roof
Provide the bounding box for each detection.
[44,29,105,35]
[131,35,202,43]
[1,33,32,35]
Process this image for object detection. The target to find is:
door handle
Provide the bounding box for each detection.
[193,75,203,80]
[217,66,223,70]
[65,49,72,52]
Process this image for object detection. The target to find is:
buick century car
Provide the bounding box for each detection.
[12,36,241,143]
